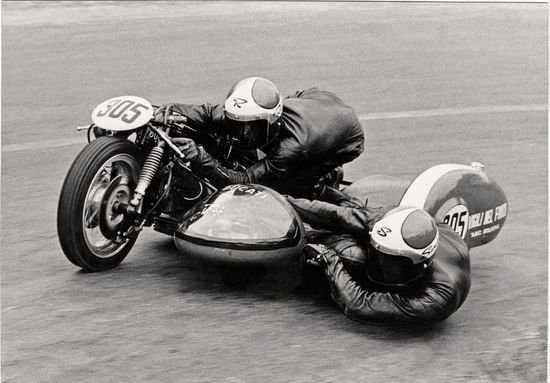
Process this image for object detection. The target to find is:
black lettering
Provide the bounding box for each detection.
[458,211,467,237]
[377,227,392,237]
[449,213,459,232]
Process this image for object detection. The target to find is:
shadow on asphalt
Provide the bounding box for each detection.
[120,238,451,341]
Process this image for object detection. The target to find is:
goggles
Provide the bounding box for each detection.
[225,117,270,150]
[366,246,428,286]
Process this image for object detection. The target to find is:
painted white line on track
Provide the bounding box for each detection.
[359,104,547,121]
[2,137,87,153]
[2,104,547,153]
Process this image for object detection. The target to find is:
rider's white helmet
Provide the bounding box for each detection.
[367,206,439,286]
[223,77,283,149]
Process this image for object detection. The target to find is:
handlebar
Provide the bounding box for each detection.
[167,115,186,123]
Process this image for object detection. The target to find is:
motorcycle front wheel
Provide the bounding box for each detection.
[57,137,143,271]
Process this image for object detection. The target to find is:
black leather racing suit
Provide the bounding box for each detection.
[288,197,471,324]
[172,88,364,198]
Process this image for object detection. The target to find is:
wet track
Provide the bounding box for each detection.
[1,2,548,382]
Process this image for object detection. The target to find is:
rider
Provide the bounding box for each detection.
[156,76,364,199]
[288,196,471,324]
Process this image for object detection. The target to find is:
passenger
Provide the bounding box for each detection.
[289,196,471,324]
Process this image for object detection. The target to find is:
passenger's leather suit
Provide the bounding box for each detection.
[288,197,471,324]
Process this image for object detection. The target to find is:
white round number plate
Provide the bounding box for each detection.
[92,96,153,131]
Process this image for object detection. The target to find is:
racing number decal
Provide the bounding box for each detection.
[122,103,149,123]
[92,96,153,131]
[96,99,149,124]
[377,227,392,237]
[443,205,469,239]
[96,99,120,117]
[443,211,467,237]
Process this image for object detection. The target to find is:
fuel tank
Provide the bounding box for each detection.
[399,163,507,249]
[174,184,306,264]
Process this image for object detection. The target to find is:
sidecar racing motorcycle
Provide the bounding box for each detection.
[57,96,508,272]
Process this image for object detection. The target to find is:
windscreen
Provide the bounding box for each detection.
[178,184,298,244]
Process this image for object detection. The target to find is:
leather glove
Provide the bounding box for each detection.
[154,104,187,124]
[301,243,334,267]
[172,137,199,162]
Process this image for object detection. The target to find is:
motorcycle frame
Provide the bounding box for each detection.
[85,117,257,239]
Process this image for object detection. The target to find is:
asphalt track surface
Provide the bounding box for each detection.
[1,2,548,382]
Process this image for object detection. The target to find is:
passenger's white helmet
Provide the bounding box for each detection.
[223,77,283,149]
[367,207,439,285]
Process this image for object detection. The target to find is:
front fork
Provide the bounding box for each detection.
[112,125,217,240]
[108,150,171,244]
[130,143,165,207]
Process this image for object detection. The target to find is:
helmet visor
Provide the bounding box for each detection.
[366,246,423,286]
[225,117,269,149]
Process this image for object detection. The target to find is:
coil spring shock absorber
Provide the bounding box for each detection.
[130,144,164,207]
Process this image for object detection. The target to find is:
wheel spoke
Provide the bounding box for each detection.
[85,207,99,228]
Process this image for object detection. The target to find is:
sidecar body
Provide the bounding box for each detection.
[174,184,307,264]
[174,163,507,263]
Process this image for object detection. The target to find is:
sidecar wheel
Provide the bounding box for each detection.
[57,137,143,271]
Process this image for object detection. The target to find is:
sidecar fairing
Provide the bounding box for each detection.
[399,163,507,249]
[344,163,507,250]
[343,175,411,207]
[174,184,306,264]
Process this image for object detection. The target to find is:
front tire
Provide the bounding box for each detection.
[57,137,143,271]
